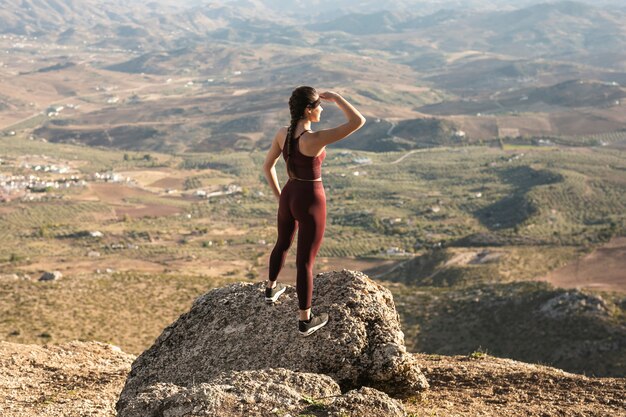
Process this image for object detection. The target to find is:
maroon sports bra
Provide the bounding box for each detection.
[282,129,326,181]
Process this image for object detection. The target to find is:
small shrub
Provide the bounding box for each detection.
[469,347,488,360]
[300,395,326,410]
[9,253,23,262]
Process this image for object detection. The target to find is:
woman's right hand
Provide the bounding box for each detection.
[305,90,366,150]
[319,91,340,102]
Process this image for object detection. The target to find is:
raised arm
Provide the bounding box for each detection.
[307,91,366,151]
[262,127,287,201]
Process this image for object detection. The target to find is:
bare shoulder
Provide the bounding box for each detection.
[300,130,327,157]
[276,126,289,149]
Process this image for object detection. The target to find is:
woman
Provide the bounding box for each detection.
[262,86,366,336]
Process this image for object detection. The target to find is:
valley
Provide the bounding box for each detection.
[0,0,625,396]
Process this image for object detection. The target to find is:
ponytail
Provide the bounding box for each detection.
[285,117,299,178]
[285,86,319,178]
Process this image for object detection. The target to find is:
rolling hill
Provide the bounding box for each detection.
[1,0,626,153]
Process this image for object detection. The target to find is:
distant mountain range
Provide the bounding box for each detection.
[189,0,626,17]
[309,2,626,61]
[3,1,625,66]
[2,0,626,152]
[0,0,136,35]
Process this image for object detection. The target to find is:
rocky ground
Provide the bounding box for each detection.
[0,341,134,417]
[1,271,624,416]
[0,341,624,417]
[409,353,626,416]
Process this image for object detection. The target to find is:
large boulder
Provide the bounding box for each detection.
[118,368,406,417]
[116,270,428,413]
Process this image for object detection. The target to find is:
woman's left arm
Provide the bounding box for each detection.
[262,129,284,201]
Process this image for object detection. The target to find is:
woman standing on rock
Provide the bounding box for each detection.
[262,86,366,336]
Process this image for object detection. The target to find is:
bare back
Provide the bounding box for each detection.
[278,126,325,157]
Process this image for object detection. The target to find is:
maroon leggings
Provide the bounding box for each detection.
[268,179,326,310]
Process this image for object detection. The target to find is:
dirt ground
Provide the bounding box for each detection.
[116,169,193,191]
[87,183,159,204]
[1,342,623,417]
[85,183,187,219]
[537,237,626,293]
[17,253,252,278]
[259,257,397,286]
[19,258,166,276]
[408,353,626,416]
[0,341,134,417]
[113,204,183,219]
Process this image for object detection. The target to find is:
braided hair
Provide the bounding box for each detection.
[285,86,320,178]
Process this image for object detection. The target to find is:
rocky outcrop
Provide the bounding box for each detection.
[539,290,610,319]
[118,368,405,417]
[394,281,626,377]
[116,270,428,414]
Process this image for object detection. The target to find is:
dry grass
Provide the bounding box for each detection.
[0,272,238,355]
